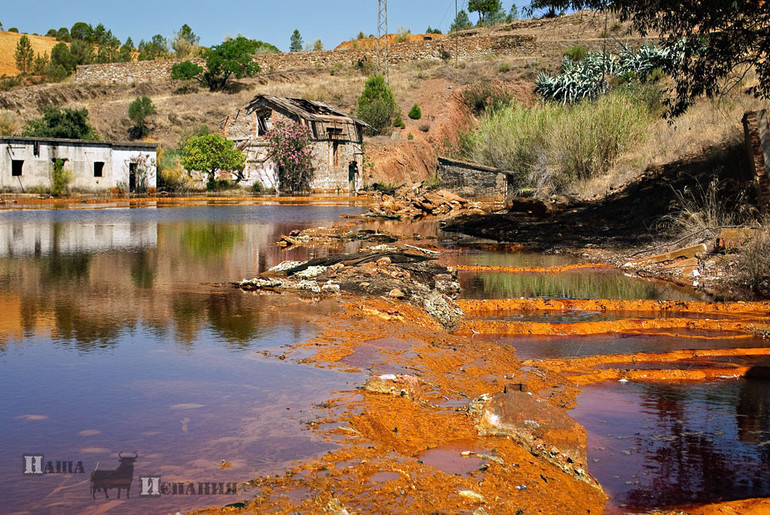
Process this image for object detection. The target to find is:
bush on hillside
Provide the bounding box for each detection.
[461,90,652,194]
[357,74,397,133]
[408,103,422,120]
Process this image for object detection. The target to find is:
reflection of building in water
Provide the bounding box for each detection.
[0,219,328,347]
[0,222,158,257]
[737,377,770,446]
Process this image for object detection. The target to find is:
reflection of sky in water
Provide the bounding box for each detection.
[0,205,365,514]
[571,379,770,514]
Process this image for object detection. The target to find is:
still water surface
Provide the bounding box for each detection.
[0,205,365,514]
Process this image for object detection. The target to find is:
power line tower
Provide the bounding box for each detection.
[377,0,389,83]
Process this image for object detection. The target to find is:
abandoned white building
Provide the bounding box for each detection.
[223,95,370,192]
[0,136,158,193]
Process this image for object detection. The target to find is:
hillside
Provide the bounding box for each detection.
[0,30,60,76]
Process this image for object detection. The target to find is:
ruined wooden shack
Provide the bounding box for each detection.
[224,95,370,192]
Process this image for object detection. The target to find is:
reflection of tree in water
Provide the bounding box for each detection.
[172,294,206,345]
[130,250,155,288]
[625,383,770,510]
[206,292,261,347]
[39,253,92,284]
[50,297,126,350]
[737,378,770,463]
[181,224,243,259]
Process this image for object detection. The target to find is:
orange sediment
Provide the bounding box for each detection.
[454,263,615,274]
[457,317,770,337]
[458,298,770,317]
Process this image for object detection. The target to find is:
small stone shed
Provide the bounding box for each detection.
[0,136,157,193]
[437,156,515,202]
[224,95,370,192]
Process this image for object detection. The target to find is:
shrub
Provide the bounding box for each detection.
[461,90,652,194]
[0,111,19,135]
[51,159,72,197]
[264,119,315,194]
[393,113,405,129]
[357,74,397,133]
[128,95,156,140]
[563,45,588,62]
[498,62,511,73]
[462,82,516,115]
[157,146,191,192]
[740,228,770,296]
[170,60,203,81]
[180,133,245,186]
[408,103,422,120]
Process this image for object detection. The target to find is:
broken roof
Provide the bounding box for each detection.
[243,95,371,128]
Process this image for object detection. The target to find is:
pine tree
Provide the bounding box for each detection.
[289,30,303,52]
[14,35,34,74]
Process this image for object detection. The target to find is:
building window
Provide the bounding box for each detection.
[94,162,104,177]
[11,160,23,176]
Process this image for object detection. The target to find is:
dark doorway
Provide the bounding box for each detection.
[129,162,137,192]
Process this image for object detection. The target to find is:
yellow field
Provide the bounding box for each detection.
[0,30,60,76]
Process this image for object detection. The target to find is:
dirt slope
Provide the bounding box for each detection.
[0,31,60,76]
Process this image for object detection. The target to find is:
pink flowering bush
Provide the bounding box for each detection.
[264,119,315,194]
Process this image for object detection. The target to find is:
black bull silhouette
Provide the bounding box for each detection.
[90,452,137,499]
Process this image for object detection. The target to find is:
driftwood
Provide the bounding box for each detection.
[285,252,435,275]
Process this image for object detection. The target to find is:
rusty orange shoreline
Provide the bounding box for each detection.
[458,298,770,316]
[453,263,615,274]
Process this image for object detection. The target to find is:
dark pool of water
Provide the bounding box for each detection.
[479,333,770,361]
[459,269,706,301]
[570,379,770,514]
[0,205,365,514]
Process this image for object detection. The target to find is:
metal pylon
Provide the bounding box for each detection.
[377,0,389,83]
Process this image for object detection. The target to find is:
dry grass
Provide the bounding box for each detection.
[575,81,768,199]
[0,30,60,76]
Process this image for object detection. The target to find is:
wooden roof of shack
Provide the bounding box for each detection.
[243,95,371,129]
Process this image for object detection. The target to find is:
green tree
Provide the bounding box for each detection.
[22,107,99,140]
[172,24,200,57]
[55,27,71,42]
[70,22,92,41]
[290,29,303,52]
[508,3,519,21]
[606,0,770,116]
[451,10,473,32]
[46,28,57,38]
[469,0,505,25]
[408,103,422,120]
[128,95,156,139]
[138,35,168,60]
[177,36,260,91]
[180,133,246,187]
[357,74,397,133]
[49,42,77,78]
[117,37,134,62]
[312,39,324,51]
[70,40,95,66]
[32,52,49,75]
[14,35,34,74]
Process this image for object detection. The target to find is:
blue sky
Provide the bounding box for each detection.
[1,1,529,52]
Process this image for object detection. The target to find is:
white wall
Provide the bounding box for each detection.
[0,140,157,193]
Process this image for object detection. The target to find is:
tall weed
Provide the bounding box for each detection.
[461,90,651,194]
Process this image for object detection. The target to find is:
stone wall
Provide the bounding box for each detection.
[76,58,204,85]
[438,156,512,201]
[75,30,605,85]
[742,109,770,204]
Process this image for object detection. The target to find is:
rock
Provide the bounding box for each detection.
[458,490,486,503]
[296,280,321,293]
[376,256,392,267]
[294,265,327,279]
[266,261,304,273]
[472,387,595,485]
[363,374,427,401]
[388,288,406,298]
[321,283,341,294]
